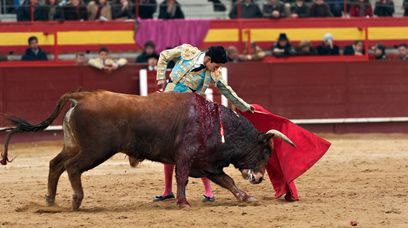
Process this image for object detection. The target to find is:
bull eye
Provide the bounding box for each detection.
[264,148,271,155]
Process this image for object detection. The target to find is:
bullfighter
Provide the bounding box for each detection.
[154,44,254,202]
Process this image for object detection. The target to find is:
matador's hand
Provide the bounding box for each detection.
[157,79,166,92]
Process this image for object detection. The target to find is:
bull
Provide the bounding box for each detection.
[1,91,295,210]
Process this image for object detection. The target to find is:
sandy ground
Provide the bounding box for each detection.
[0,134,407,228]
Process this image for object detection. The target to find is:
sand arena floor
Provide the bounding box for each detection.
[0,134,407,227]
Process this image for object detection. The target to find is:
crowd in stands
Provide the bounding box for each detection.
[1,35,405,64]
[14,0,187,21]
[229,0,403,18]
[224,32,408,61]
[3,0,407,21]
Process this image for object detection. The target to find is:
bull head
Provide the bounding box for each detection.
[240,129,295,184]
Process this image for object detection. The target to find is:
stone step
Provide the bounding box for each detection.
[0,13,16,22]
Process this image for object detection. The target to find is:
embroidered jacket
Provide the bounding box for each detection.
[156,44,251,112]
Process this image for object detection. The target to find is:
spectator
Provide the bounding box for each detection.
[21,36,48,61]
[403,0,408,16]
[87,0,112,20]
[3,0,17,14]
[112,0,134,20]
[226,45,251,62]
[349,0,373,17]
[252,43,267,60]
[290,0,310,18]
[327,0,343,17]
[308,0,333,17]
[17,0,48,21]
[374,0,394,17]
[88,47,127,72]
[229,0,262,18]
[139,0,157,19]
[227,46,241,62]
[75,52,87,65]
[158,0,184,19]
[147,56,158,71]
[372,44,387,60]
[343,40,365,56]
[60,0,88,21]
[316,33,340,55]
[208,0,226,12]
[296,40,317,55]
[272,33,296,57]
[263,0,286,18]
[0,55,7,61]
[42,0,61,21]
[397,44,408,60]
[136,41,159,63]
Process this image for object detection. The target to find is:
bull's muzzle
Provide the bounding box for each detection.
[240,169,264,184]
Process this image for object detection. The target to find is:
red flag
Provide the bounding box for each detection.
[239,104,331,201]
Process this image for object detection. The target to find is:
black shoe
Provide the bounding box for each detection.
[202,195,215,202]
[153,192,175,202]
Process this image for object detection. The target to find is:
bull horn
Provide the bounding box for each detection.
[266,129,296,148]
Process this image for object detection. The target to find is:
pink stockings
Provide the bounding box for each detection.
[162,163,213,198]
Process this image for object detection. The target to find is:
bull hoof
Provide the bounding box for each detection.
[236,192,256,203]
[72,194,83,211]
[72,202,81,211]
[178,203,191,209]
[45,194,55,206]
[243,195,257,203]
[177,200,191,209]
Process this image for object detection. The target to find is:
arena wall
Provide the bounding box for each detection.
[1,61,408,136]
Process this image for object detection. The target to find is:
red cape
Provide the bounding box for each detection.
[239,104,331,201]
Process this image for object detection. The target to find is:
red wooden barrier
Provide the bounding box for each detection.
[1,61,408,134]
[0,64,141,127]
[227,61,408,119]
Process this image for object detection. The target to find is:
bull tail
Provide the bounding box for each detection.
[1,92,85,165]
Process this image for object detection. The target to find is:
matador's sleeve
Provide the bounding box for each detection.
[212,70,251,112]
[156,45,183,81]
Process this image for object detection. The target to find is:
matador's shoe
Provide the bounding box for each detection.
[153,192,175,202]
[202,195,215,203]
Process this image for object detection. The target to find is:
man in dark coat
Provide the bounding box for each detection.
[316,33,340,55]
[343,40,364,56]
[17,0,48,21]
[139,0,157,19]
[136,41,159,63]
[229,0,262,18]
[263,0,286,18]
[21,36,48,61]
[374,0,394,17]
[158,0,184,19]
[272,33,296,57]
[60,0,88,21]
[397,44,408,60]
[308,0,333,17]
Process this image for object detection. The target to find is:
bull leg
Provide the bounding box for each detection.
[175,162,191,208]
[64,150,114,210]
[46,147,77,206]
[208,173,255,203]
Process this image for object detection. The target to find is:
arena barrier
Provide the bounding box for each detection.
[1,61,408,137]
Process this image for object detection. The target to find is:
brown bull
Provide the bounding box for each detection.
[1,91,294,210]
